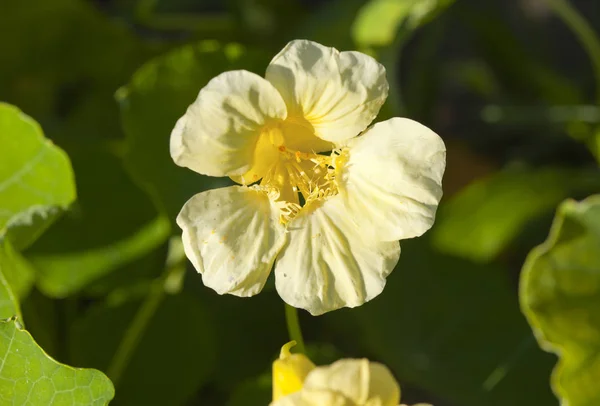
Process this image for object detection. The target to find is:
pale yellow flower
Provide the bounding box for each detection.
[171,40,445,315]
[270,341,430,406]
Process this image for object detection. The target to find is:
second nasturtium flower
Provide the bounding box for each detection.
[172,39,445,315]
[271,341,430,406]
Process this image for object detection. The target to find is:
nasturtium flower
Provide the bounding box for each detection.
[271,341,430,406]
[171,39,445,315]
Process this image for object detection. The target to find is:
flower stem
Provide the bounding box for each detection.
[107,280,165,386]
[284,304,306,354]
[107,235,185,386]
[547,0,600,104]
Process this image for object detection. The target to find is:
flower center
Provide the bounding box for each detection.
[258,120,341,224]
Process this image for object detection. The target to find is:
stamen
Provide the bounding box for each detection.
[263,143,343,222]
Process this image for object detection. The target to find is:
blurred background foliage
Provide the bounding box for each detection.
[1,0,600,405]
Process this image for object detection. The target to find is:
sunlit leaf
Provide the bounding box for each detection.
[432,167,600,262]
[521,195,600,406]
[70,293,216,406]
[352,0,455,48]
[118,41,269,228]
[322,237,557,406]
[0,317,114,405]
[0,103,76,251]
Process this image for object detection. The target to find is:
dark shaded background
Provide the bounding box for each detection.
[2,0,600,405]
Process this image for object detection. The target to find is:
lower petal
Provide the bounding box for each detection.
[177,186,286,297]
[274,196,400,315]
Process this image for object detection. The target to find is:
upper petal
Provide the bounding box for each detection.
[177,186,286,297]
[338,117,446,242]
[170,70,287,177]
[302,359,400,406]
[266,40,388,144]
[274,196,400,315]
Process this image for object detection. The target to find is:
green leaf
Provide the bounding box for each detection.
[432,167,600,262]
[0,103,76,250]
[0,248,22,321]
[352,0,455,48]
[520,195,600,406]
[70,293,216,406]
[0,241,35,321]
[118,41,268,228]
[0,317,114,405]
[322,237,557,406]
[31,216,170,298]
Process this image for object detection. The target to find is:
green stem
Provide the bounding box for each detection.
[547,0,600,104]
[107,280,165,386]
[107,237,186,386]
[284,304,306,354]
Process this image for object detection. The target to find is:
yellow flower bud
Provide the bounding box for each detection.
[272,341,316,401]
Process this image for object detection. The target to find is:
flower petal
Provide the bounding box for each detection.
[170,70,287,177]
[266,40,388,143]
[177,186,286,297]
[338,117,446,242]
[302,359,400,406]
[275,196,400,315]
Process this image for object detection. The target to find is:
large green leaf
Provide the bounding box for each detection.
[432,167,600,262]
[321,237,557,406]
[0,103,76,250]
[0,317,114,405]
[70,293,216,406]
[117,41,268,227]
[520,195,600,406]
